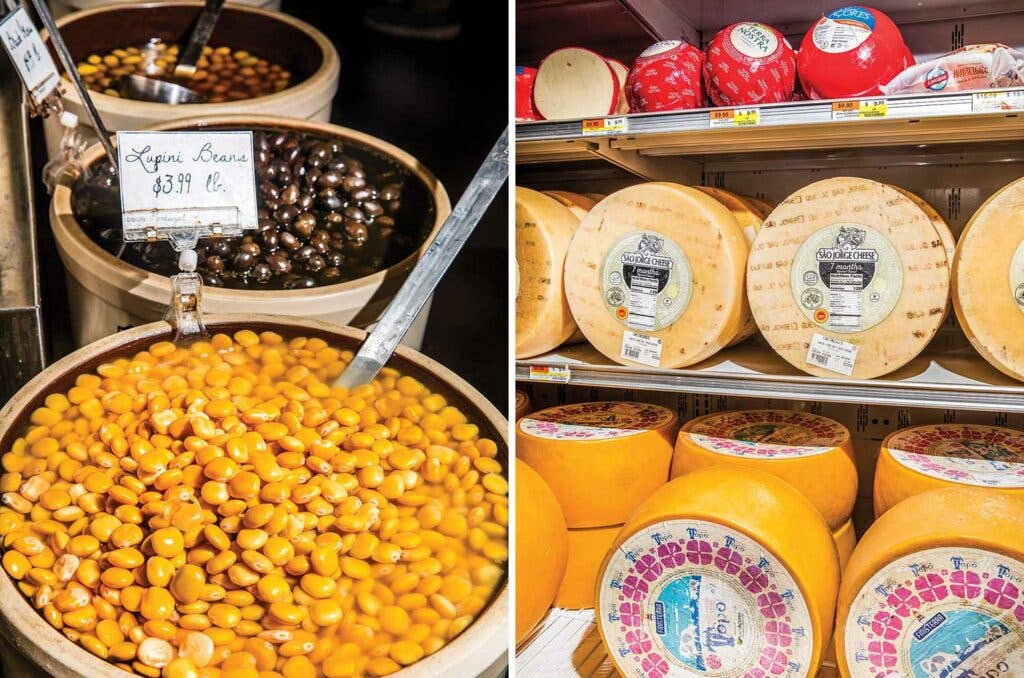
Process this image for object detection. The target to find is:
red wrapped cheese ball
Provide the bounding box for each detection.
[516,66,540,121]
[625,39,704,112]
[797,5,912,99]
[704,22,797,106]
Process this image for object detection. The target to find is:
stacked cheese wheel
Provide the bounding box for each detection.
[533,47,621,120]
[518,402,676,610]
[565,183,750,368]
[515,187,580,358]
[954,176,1024,381]
[625,40,705,112]
[748,177,951,379]
[515,459,568,644]
[514,389,532,420]
[596,467,841,676]
[542,190,598,221]
[836,487,1024,676]
[704,22,797,106]
[875,424,1024,516]
[673,409,859,568]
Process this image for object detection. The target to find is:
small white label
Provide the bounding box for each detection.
[117,131,259,241]
[620,330,662,367]
[729,22,778,59]
[528,364,570,383]
[639,40,681,58]
[973,89,1024,112]
[806,333,858,375]
[0,8,59,104]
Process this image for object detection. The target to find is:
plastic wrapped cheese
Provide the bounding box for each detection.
[625,40,704,112]
[704,22,797,106]
[881,43,1024,95]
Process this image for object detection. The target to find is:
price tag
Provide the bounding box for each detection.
[972,89,1024,112]
[709,107,760,128]
[581,116,626,135]
[831,99,887,120]
[0,7,60,104]
[528,364,571,383]
[117,131,259,242]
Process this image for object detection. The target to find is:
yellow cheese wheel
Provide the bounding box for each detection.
[543,190,598,221]
[748,177,950,379]
[836,487,1024,676]
[564,183,749,368]
[833,518,857,572]
[874,424,1024,517]
[672,409,857,530]
[517,402,677,527]
[889,186,956,267]
[515,458,569,644]
[514,389,532,420]
[515,187,580,358]
[596,467,840,677]
[583,192,607,203]
[740,194,774,220]
[953,176,1024,381]
[555,523,621,609]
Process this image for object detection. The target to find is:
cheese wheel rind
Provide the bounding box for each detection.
[542,190,598,221]
[515,459,569,644]
[739,194,774,220]
[607,58,630,114]
[514,390,531,420]
[597,467,839,676]
[565,182,749,368]
[533,47,619,120]
[515,187,579,358]
[555,524,621,610]
[836,487,1024,676]
[516,402,676,528]
[673,409,857,530]
[874,424,1024,517]
[833,518,856,572]
[748,177,950,379]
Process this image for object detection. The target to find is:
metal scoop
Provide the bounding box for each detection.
[334,128,509,389]
[120,0,225,104]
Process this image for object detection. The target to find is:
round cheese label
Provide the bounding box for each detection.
[519,402,674,440]
[887,425,1024,489]
[687,410,848,459]
[602,231,692,332]
[790,223,903,333]
[844,547,1024,677]
[640,40,682,59]
[1010,240,1024,313]
[812,6,875,54]
[728,23,780,60]
[599,519,814,677]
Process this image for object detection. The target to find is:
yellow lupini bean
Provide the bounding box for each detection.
[0,332,505,675]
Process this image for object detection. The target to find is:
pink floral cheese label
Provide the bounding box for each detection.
[598,519,813,677]
[519,402,674,441]
[687,410,848,459]
[844,547,1024,677]
[887,425,1024,489]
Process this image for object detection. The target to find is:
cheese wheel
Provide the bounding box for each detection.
[833,518,857,572]
[583,193,607,202]
[625,40,704,112]
[555,524,621,609]
[836,487,1024,677]
[565,183,749,368]
[515,458,569,644]
[596,467,840,677]
[739,194,774,220]
[607,58,630,114]
[533,47,619,121]
[514,389,532,420]
[542,190,598,221]
[748,177,950,379]
[515,66,540,121]
[516,402,676,527]
[704,22,797,106]
[953,176,1024,381]
[672,409,857,530]
[515,187,580,359]
[695,186,764,345]
[888,185,956,267]
[874,424,1024,517]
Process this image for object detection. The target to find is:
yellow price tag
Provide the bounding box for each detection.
[832,99,887,120]
[528,364,571,383]
[709,108,759,128]
[581,117,626,135]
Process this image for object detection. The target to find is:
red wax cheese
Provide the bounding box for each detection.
[533,47,620,121]
[704,22,796,106]
[797,5,912,99]
[625,40,704,112]
[516,66,540,121]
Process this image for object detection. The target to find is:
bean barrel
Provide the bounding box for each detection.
[50,114,450,349]
[0,316,508,677]
[48,0,282,20]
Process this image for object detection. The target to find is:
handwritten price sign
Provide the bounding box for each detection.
[0,7,60,104]
[117,131,259,241]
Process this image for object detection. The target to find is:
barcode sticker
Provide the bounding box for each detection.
[831,99,887,120]
[973,89,1024,112]
[806,333,858,376]
[620,331,662,367]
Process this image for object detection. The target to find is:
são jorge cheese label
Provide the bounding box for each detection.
[599,519,814,677]
[519,402,674,441]
[845,548,1024,677]
[887,425,1024,489]
[790,223,903,333]
[687,410,848,459]
[602,231,692,332]
[1010,241,1024,313]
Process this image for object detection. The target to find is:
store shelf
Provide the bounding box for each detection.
[517,88,1024,165]
[516,335,1024,413]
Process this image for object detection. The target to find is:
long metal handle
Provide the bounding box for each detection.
[28,0,116,163]
[335,128,509,388]
[175,0,225,77]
